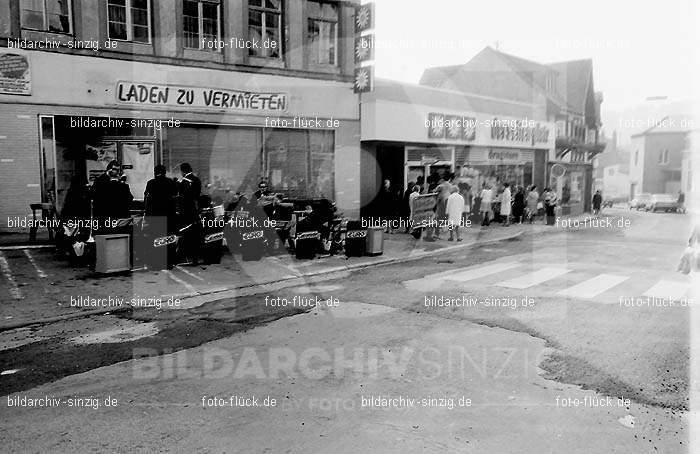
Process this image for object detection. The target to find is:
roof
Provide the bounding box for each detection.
[365,78,546,119]
[631,115,696,137]
[419,47,596,117]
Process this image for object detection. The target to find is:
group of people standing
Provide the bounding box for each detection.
[60,161,205,265]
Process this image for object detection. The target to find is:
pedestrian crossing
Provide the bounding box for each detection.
[496,267,571,289]
[403,259,695,303]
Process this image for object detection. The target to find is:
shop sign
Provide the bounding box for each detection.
[0,52,31,95]
[116,81,287,112]
[487,149,520,162]
[490,118,550,146]
[427,113,476,141]
[411,193,437,226]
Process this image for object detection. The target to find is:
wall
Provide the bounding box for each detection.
[642,132,686,194]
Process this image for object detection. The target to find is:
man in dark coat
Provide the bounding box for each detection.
[92,160,133,232]
[144,165,178,234]
[592,190,603,215]
[178,162,202,265]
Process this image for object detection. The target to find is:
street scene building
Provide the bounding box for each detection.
[421,47,604,215]
[0,0,361,227]
[0,1,697,453]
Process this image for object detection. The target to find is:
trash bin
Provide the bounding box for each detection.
[365,226,384,256]
[95,234,131,273]
[345,220,366,257]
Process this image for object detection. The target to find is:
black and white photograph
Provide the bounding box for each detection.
[0,0,699,452]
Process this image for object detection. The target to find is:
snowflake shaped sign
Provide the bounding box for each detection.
[355,3,375,33]
[354,35,374,63]
[354,66,373,93]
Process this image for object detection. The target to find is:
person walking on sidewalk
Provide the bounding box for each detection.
[446,186,465,241]
[513,186,525,224]
[543,187,557,225]
[178,162,202,265]
[480,184,493,226]
[526,185,539,223]
[592,190,603,215]
[500,183,512,226]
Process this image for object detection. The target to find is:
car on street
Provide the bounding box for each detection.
[629,193,651,210]
[602,195,628,208]
[645,193,680,212]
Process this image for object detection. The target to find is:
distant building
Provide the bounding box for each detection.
[628,116,693,197]
[420,46,604,215]
[681,130,699,212]
[593,130,630,199]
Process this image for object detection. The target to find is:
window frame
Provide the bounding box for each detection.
[20,0,74,34]
[248,0,283,59]
[183,0,222,51]
[107,0,152,44]
[306,0,339,66]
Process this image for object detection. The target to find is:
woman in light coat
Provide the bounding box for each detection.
[446,186,465,241]
[500,183,512,226]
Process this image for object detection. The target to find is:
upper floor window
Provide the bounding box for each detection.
[21,0,72,33]
[307,1,338,65]
[634,150,639,166]
[108,0,151,43]
[183,0,220,50]
[249,0,282,58]
[662,149,669,164]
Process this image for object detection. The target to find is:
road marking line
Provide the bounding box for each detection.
[164,270,198,294]
[23,249,48,278]
[496,266,571,289]
[643,280,691,301]
[0,252,22,299]
[444,261,522,283]
[175,265,206,282]
[557,274,629,299]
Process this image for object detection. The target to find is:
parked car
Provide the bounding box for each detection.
[646,193,679,212]
[629,193,651,210]
[602,195,628,208]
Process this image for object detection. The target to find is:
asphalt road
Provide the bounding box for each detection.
[0,208,695,453]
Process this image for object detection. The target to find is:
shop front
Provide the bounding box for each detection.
[360,82,554,215]
[0,51,360,231]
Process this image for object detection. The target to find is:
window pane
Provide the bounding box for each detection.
[132,25,150,42]
[109,21,128,40]
[21,0,44,29]
[249,0,263,7]
[248,10,263,56]
[264,12,281,57]
[131,7,149,27]
[46,0,71,32]
[108,0,126,6]
[265,0,281,11]
[183,0,199,48]
[327,22,336,64]
[202,2,218,46]
[132,0,148,9]
[108,4,126,24]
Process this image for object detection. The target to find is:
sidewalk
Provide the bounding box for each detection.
[0,214,589,331]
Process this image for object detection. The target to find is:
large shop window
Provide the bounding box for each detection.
[21,0,72,33]
[264,129,334,199]
[164,126,263,205]
[248,0,282,58]
[307,1,338,65]
[108,0,151,43]
[183,0,220,50]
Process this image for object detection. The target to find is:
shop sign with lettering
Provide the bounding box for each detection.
[490,118,550,146]
[116,81,287,112]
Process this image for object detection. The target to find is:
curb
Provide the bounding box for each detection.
[0,229,525,332]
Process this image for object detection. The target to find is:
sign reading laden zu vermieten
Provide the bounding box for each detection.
[116,81,287,112]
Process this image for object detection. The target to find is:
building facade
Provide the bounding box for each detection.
[360,79,554,215]
[628,117,690,198]
[0,0,361,231]
[420,46,604,215]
